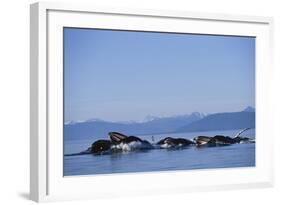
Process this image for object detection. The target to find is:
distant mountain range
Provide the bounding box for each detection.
[176,111,255,133]
[243,106,255,112]
[64,112,204,140]
[64,107,255,140]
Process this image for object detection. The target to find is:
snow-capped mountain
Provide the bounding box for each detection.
[64,107,254,140]
[64,112,205,140]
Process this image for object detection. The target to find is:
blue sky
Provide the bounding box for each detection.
[64,28,255,122]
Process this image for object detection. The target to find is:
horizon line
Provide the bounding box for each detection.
[64,106,255,125]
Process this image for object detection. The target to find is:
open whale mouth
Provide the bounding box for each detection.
[109,132,128,143]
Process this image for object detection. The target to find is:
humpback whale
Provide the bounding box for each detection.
[64,129,254,156]
[90,139,112,154]
[193,128,254,146]
[65,132,154,155]
[193,136,212,145]
[232,128,254,143]
[109,133,154,151]
[156,137,195,148]
[64,140,113,156]
[207,135,235,145]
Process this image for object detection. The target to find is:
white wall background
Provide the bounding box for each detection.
[0,0,280,204]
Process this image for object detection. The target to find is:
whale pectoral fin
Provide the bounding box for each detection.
[109,132,128,143]
[233,128,251,138]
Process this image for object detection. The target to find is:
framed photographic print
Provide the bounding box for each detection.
[30,2,274,202]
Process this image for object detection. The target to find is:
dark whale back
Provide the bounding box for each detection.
[173,138,194,145]
[156,137,172,145]
[209,135,235,144]
[121,136,142,143]
[121,136,154,149]
[157,137,194,147]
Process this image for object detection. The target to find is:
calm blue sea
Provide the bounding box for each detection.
[63,129,255,176]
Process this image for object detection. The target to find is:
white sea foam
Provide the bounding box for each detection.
[111,141,143,151]
[160,143,171,149]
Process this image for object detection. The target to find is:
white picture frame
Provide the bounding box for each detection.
[30,2,274,202]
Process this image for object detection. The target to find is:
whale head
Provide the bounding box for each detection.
[91,140,111,154]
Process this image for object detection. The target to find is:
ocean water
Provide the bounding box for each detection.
[64,129,255,176]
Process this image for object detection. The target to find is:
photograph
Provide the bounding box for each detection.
[63,28,256,176]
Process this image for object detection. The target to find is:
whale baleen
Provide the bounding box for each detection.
[108,132,128,143]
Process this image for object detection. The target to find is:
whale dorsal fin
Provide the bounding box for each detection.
[109,132,128,143]
[233,128,251,138]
